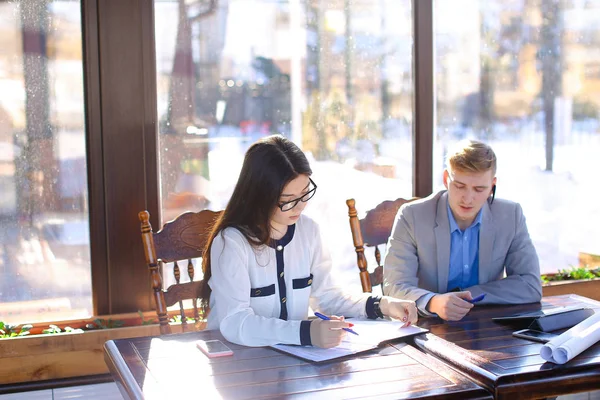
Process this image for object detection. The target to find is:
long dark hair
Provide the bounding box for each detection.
[200,135,312,303]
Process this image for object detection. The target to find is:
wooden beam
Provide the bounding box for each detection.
[412,0,434,198]
[95,0,159,313]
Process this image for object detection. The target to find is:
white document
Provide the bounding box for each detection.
[271,319,428,362]
[540,310,600,364]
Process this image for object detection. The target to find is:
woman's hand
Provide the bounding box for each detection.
[309,317,352,348]
[380,297,418,327]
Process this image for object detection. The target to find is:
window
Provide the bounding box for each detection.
[434,0,600,273]
[0,0,91,323]
[155,0,413,291]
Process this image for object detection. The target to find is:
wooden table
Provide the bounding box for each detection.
[104,329,491,400]
[413,294,600,400]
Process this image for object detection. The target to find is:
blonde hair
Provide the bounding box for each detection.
[447,139,497,176]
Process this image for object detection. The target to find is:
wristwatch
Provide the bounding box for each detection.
[373,298,384,319]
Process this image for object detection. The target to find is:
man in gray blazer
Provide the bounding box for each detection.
[383,140,542,321]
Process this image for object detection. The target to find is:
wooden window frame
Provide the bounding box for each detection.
[83,0,160,316]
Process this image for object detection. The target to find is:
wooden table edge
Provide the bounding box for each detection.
[413,333,499,391]
[104,340,144,400]
[400,344,493,399]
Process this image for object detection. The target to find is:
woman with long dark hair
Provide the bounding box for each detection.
[202,135,417,348]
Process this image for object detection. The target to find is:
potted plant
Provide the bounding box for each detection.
[0,309,203,387]
[542,265,600,301]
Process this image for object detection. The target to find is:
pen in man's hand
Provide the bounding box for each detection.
[466,293,486,304]
[314,312,359,335]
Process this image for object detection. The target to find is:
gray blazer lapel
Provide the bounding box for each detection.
[434,192,451,293]
[478,201,495,284]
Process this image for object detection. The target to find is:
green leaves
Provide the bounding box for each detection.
[0,322,32,338]
[42,324,61,334]
[542,265,600,283]
[86,318,125,330]
[41,325,83,334]
[169,315,195,324]
[138,310,156,326]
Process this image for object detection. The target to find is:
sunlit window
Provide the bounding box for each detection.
[154,0,413,291]
[0,0,91,323]
[434,0,600,273]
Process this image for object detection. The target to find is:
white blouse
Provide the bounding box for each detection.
[207,215,371,346]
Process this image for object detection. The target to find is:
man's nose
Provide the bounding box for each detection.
[463,190,474,204]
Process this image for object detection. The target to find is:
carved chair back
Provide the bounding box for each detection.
[138,210,221,334]
[346,198,418,292]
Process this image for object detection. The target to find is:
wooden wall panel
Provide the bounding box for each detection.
[413,0,434,198]
[95,0,159,313]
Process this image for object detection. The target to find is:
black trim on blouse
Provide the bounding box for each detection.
[249,284,275,298]
[268,224,296,321]
[293,274,313,289]
[267,224,296,249]
[300,320,312,345]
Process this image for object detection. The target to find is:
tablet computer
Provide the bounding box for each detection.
[492,305,588,322]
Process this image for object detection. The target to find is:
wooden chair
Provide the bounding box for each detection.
[139,209,222,334]
[346,197,418,293]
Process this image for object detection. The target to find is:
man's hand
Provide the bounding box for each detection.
[380,297,418,327]
[427,292,474,321]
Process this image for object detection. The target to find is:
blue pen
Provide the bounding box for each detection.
[314,312,359,336]
[467,293,486,304]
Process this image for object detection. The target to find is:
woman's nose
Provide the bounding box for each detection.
[296,200,308,212]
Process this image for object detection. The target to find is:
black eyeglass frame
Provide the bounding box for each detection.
[278,178,317,212]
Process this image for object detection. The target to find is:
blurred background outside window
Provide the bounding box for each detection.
[1,0,597,324]
[154,0,414,292]
[434,0,600,274]
[0,0,92,324]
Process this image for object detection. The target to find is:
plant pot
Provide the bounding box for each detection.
[0,325,160,385]
[0,319,202,386]
[542,277,600,301]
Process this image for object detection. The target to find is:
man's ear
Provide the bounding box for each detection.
[443,169,450,189]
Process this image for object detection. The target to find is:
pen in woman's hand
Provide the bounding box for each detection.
[314,312,359,335]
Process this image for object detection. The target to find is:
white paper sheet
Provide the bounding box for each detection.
[271,319,428,362]
[540,310,600,364]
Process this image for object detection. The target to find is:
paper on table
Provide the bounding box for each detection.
[540,310,600,364]
[271,319,428,362]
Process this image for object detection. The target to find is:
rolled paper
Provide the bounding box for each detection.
[540,311,600,364]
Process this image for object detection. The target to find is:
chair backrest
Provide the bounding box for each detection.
[139,209,222,334]
[346,197,418,293]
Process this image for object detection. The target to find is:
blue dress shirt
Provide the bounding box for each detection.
[416,199,482,314]
[446,201,482,292]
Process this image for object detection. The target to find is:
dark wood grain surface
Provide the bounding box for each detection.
[413,294,600,400]
[105,330,491,400]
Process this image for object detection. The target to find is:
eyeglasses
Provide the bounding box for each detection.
[278,178,317,212]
